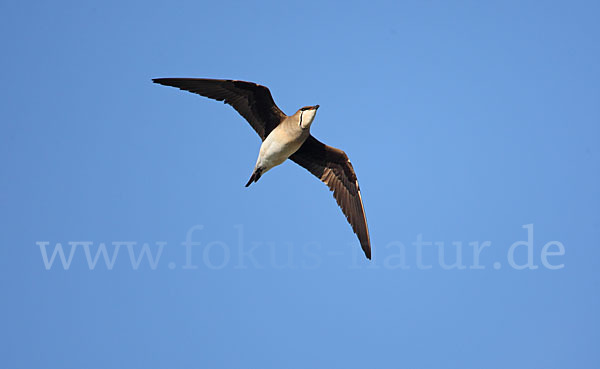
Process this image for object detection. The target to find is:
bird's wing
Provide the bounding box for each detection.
[152,78,286,140]
[290,135,371,259]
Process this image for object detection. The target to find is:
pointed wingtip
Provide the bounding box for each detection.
[361,240,372,260]
[152,78,174,86]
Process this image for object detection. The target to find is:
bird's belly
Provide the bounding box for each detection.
[257,133,304,171]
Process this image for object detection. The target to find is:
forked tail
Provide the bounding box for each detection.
[245,167,264,187]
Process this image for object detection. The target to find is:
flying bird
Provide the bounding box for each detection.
[153,78,371,259]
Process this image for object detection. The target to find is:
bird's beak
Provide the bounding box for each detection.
[314,105,320,110]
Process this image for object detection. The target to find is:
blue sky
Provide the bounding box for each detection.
[1,0,599,368]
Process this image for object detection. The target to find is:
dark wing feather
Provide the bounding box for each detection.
[152,78,286,140]
[290,136,371,259]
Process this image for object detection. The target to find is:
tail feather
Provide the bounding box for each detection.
[245,168,263,187]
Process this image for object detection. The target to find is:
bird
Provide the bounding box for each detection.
[152,78,371,259]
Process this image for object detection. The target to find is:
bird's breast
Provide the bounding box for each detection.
[258,125,308,170]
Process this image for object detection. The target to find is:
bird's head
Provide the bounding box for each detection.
[298,105,320,129]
